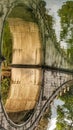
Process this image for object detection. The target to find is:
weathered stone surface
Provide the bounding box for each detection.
[0,0,73,130]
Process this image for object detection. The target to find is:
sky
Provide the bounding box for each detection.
[44,0,68,48]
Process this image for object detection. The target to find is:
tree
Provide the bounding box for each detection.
[58,1,73,63]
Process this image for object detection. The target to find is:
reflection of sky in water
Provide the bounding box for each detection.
[44,0,68,48]
[43,1,71,129]
[44,1,69,129]
[47,99,64,130]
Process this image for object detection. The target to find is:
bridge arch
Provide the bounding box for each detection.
[1,79,73,129]
[1,1,44,127]
[0,0,73,130]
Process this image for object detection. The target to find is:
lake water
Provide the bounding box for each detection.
[47,99,64,130]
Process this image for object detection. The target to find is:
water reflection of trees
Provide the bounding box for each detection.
[36,108,51,130]
[55,85,73,130]
[1,77,10,104]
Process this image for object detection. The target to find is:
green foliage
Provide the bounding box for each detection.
[56,122,66,130]
[9,4,37,23]
[58,1,73,63]
[57,106,64,119]
[1,77,10,104]
[58,1,73,39]
[56,85,73,130]
[2,22,12,66]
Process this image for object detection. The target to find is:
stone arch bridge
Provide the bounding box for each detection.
[0,0,73,130]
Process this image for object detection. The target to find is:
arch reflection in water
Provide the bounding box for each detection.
[1,4,43,124]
